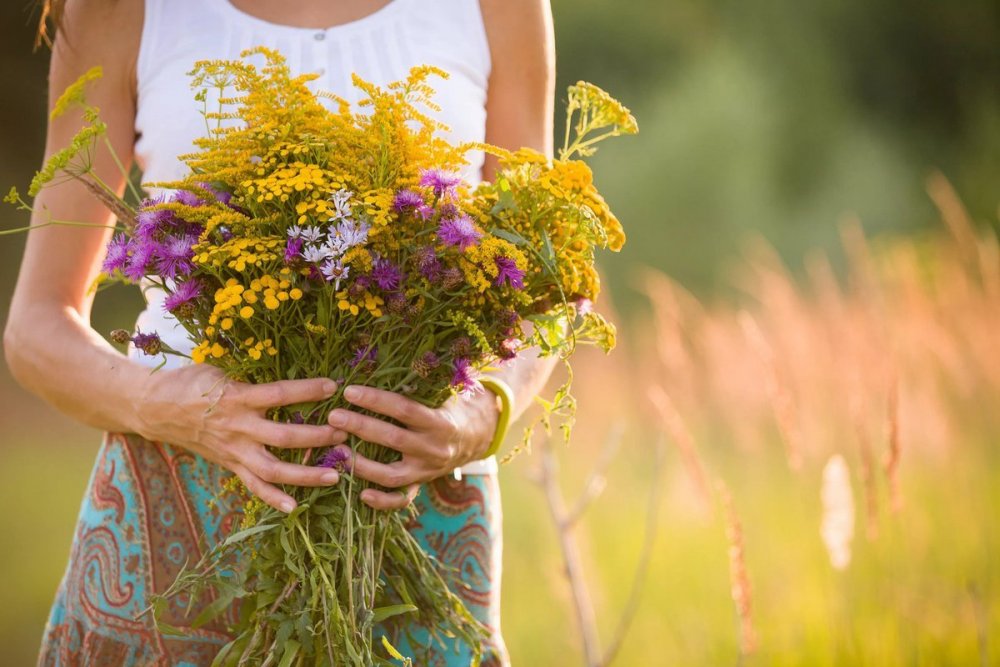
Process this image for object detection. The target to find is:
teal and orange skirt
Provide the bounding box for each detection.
[38,432,508,666]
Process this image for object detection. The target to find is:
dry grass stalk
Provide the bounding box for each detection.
[884,373,903,513]
[926,170,980,269]
[717,479,758,658]
[850,394,880,540]
[647,384,712,510]
[738,311,803,470]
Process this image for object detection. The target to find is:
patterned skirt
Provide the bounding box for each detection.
[38,432,508,666]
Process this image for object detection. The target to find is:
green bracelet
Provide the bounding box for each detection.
[479,376,514,459]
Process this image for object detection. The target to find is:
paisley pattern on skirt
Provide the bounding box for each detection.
[38,432,508,666]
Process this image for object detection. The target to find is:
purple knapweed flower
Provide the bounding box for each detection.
[318,447,351,472]
[130,330,162,356]
[493,256,525,289]
[393,188,424,212]
[371,256,403,291]
[195,182,233,207]
[156,235,197,279]
[284,237,304,264]
[102,233,130,274]
[163,279,202,315]
[414,245,442,281]
[134,196,174,239]
[419,169,462,198]
[498,337,521,361]
[450,357,484,396]
[171,189,204,207]
[348,344,378,368]
[123,236,158,281]
[437,215,482,251]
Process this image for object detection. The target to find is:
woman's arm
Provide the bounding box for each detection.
[4,0,348,513]
[323,0,561,510]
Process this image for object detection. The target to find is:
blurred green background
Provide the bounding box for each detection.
[1,1,998,665]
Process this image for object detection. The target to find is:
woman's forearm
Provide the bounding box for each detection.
[4,299,150,434]
[486,341,561,425]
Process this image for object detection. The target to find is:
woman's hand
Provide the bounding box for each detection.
[133,363,348,513]
[325,384,501,510]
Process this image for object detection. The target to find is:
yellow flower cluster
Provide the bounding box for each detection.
[243,336,279,360]
[336,289,384,317]
[193,236,283,271]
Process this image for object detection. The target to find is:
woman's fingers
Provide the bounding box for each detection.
[338,448,423,488]
[342,385,437,429]
[249,419,348,449]
[239,377,337,409]
[242,447,341,488]
[361,483,421,511]
[232,464,298,513]
[327,409,423,456]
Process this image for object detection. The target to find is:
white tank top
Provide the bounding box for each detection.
[128,0,496,474]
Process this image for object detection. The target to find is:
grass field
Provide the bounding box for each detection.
[2,186,998,665]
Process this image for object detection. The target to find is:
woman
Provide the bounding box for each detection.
[4,0,559,664]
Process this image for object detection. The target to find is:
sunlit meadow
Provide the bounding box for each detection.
[2,174,996,665]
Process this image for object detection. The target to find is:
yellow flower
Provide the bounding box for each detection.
[240,305,254,319]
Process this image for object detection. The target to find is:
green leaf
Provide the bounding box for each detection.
[221,522,277,548]
[277,640,301,667]
[191,588,238,629]
[372,603,418,623]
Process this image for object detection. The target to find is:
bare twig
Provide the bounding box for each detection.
[600,434,666,667]
[537,431,602,666]
[565,419,626,529]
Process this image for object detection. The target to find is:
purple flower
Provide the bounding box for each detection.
[156,235,196,279]
[130,329,162,356]
[217,225,234,242]
[284,237,304,264]
[196,182,233,206]
[318,447,351,472]
[450,357,483,396]
[419,169,462,197]
[498,337,520,361]
[123,236,157,281]
[163,279,202,314]
[371,255,403,291]
[102,233,130,274]
[348,344,378,368]
[135,196,174,239]
[437,215,482,251]
[575,297,594,316]
[493,256,525,289]
[171,189,204,207]
[414,245,442,281]
[393,189,424,212]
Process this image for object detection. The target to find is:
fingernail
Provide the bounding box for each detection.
[280,501,296,513]
[322,380,337,395]
[344,385,361,401]
[321,471,339,485]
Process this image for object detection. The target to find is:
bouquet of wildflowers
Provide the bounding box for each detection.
[9,48,636,665]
